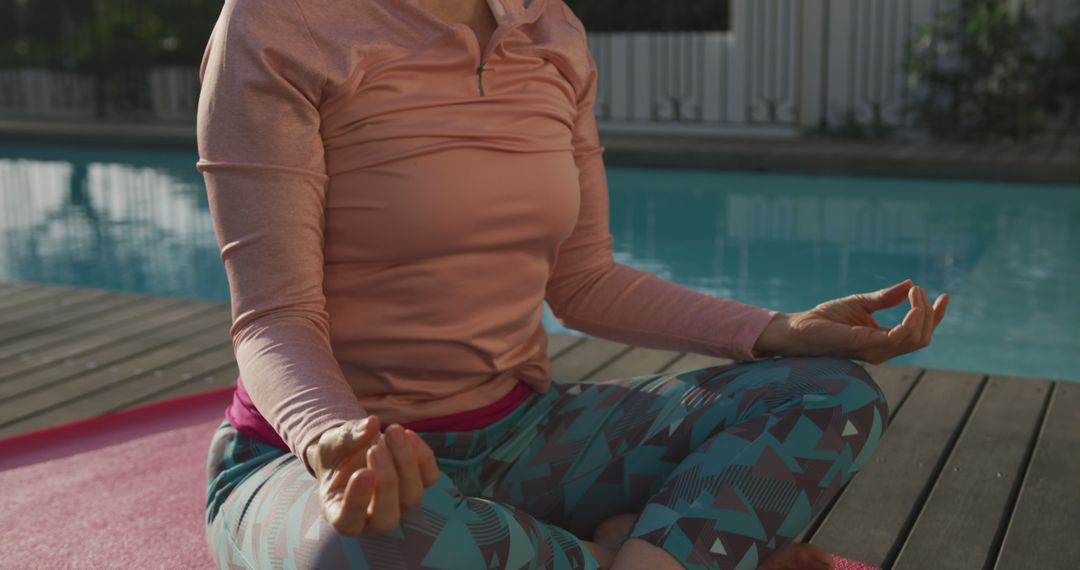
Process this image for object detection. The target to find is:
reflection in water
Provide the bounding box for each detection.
[0,143,1077,381]
[604,168,1079,381]
[0,142,227,302]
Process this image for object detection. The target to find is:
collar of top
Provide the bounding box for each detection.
[488,0,545,22]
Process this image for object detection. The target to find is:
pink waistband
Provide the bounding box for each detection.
[398,380,533,432]
[225,376,535,452]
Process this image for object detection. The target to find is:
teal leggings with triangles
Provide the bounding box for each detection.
[205,356,888,569]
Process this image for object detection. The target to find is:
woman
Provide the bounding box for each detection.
[197,0,948,568]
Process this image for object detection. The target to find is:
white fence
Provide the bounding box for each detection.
[590,0,1075,134]
[0,0,1074,134]
[0,66,201,123]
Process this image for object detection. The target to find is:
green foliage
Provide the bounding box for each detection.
[1,0,221,70]
[565,0,730,31]
[904,0,1053,141]
[1042,12,1080,127]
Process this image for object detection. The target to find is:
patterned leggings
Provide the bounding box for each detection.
[205,356,888,570]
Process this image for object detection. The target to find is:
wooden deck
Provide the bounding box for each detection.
[0,281,1076,569]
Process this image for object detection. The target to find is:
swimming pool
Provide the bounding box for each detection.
[1,140,1077,382]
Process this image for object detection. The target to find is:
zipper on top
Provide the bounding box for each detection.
[470,28,507,97]
[476,64,488,96]
[410,0,537,97]
[468,0,522,97]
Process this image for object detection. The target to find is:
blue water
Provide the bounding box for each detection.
[1,141,1077,382]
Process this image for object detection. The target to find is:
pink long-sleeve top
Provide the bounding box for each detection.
[195,0,779,474]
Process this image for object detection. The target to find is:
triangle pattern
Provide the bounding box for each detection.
[841,419,859,437]
[668,416,684,435]
[304,516,322,540]
[710,537,727,555]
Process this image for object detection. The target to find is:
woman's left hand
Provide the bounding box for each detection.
[752,279,949,364]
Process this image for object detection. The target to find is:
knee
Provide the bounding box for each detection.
[784,356,890,427]
[840,358,889,424]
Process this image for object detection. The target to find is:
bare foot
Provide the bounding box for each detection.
[759,542,834,570]
[593,513,639,551]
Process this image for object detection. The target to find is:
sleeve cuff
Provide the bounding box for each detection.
[731,308,784,362]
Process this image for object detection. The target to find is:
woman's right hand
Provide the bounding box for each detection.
[304,416,441,536]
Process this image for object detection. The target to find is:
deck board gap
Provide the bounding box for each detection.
[888,375,990,569]
[0,339,237,431]
[983,380,1057,570]
[102,360,241,413]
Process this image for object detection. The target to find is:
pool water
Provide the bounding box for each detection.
[1,141,1077,382]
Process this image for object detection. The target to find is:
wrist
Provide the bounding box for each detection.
[752,312,792,358]
[304,441,321,477]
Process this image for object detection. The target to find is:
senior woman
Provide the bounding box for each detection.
[197,0,948,568]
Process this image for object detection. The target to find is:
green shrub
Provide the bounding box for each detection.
[904,0,1054,141]
[1042,12,1080,127]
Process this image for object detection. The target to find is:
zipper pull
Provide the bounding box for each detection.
[477,64,487,97]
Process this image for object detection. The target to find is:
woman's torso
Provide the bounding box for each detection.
[276,0,595,422]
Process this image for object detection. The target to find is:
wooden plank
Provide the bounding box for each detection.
[108,358,240,412]
[0,281,60,296]
[995,381,1080,569]
[893,375,1051,570]
[0,291,151,346]
[0,287,112,326]
[794,364,924,544]
[547,333,585,359]
[586,346,683,382]
[809,370,985,568]
[860,363,922,417]
[0,295,188,360]
[0,284,70,312]
[0,302,228,397]
[0,282,33,295]
[0,310,231,431]
[658,352,735,374]
[3,344,238,436]
[549,336,632,381]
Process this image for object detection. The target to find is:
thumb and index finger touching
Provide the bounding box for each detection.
[858,280,950,348]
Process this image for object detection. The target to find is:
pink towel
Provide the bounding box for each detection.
[0,388,880,570]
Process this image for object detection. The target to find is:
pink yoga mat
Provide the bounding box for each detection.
[0,387,880,570]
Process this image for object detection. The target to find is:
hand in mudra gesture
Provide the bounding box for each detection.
[754,279,949,364]
[305,416,441,536]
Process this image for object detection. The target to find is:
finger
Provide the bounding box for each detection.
[385,424,425,511]
[886,287,924,348]
[910,287,930,346]
[334,468,375,536]
[405,429,441,487]
[856,279,914,312]
[365,442,401,534]
[920,287,934,346]
[932,293,950,328]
